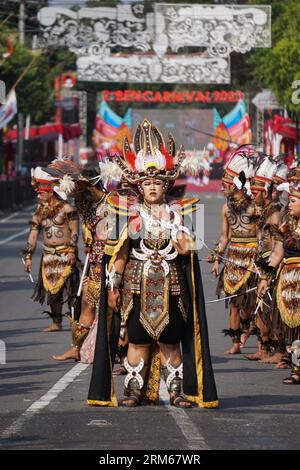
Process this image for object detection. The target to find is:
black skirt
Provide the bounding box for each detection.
[127,294,186,345]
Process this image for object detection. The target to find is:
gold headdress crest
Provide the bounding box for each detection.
[114,119,186,184]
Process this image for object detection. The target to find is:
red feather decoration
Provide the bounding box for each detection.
[125,151,136,170]
[165,153,173,170]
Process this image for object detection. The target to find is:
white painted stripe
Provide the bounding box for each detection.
[24,204,36,213]
[1,363,89,441]
[159,380,209,450]
[0,212,20,223]
[0,203,35,224]
[0,228,29,246]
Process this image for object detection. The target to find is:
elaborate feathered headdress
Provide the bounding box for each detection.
[222,145,257,193]
[113,119,186,184]
[288,162,300,183]
[31,167,60,192]
[274,162,288,185]
[251,156,278,192]
[289,179,300,199]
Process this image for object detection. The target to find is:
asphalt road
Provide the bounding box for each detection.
[0,194,300,451]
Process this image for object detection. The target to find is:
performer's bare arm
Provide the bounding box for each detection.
[268,239,284,269]
[212,203,230,277]
[108,238,130,311]
[23,213,41,272]
[65,205,79,265]
[258,237,284,296]
[174,232,194,255]
[269,210,281,252]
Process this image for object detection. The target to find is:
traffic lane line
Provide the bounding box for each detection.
[159,379,209,450]
[1,361,209,451]
[0,228,29,246]
[0,203,36,224]
[0,363,89,442]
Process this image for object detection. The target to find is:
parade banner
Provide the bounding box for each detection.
[93,101,132,158]
[102,89,245,104]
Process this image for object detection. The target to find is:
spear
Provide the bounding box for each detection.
[205,286,257,304]
[21,257,34,283]
[198,238,258,275]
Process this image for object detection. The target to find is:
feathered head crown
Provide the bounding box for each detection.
[251,156,278,192]
[288,161,300,182]
[289,179,300,199]
[274,162,288,185]
[222,145,256,193]
[31,167,59,192]
[113,119,186,184]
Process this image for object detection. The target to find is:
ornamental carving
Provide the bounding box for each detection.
[37,3,271,84]
[77,54,230,84]
[154,4,271,57]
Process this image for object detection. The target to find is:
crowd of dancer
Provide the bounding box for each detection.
[211,147,300,385]
[22,119,300,413]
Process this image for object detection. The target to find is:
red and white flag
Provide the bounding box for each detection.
[0,89,17,130]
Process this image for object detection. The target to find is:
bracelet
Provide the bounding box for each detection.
[208,245,223,263]
[24,254,32,260]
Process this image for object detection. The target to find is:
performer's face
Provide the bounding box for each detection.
[271,186,280,201]
[37,191,51,204]
[288,196,300,218]
[221,181,232,197]
[140,178,165,204]
[252,189,264,206]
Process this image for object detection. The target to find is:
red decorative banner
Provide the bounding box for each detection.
[102,89,244,104]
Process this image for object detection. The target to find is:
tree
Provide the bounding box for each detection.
[0,36,54,124]
[248,0,300,114]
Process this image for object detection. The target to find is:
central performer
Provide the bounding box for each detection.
[88,119,218,409]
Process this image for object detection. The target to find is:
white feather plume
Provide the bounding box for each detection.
[59,174,76,196]
[180,150,210,176]
[98,161,123,186]
[277,182,290,192]
[53,186,67,201]
[225,154,254,179]
[275,163,288,182]
[254,157,277,181]
[233,176,243,190]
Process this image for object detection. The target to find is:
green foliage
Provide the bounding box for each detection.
[0,36,53,123]
[248,0,300,113]
[0,26,76,125]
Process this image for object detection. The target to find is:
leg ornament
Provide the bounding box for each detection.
[161,359,192,408]
[71,320,91,350]
[121,358,148,406]
[283,341,300,384]
[124,357,145,390]
[222,328,242,344]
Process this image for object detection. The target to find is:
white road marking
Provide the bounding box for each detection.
[1,362,209,449]
[0,212,20,223]
[24,204,36,213]
[0,228,29,246]
[1,363,89,441]
[87,420,112,427]
[159,380,209,450]
[0,203,35,224]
